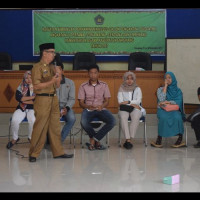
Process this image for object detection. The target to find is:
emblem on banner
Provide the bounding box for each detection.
[94,15,104,25]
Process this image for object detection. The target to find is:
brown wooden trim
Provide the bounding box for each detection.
[0,70,177,114]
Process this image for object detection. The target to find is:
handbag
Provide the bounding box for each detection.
[119,104,134,113]
[161,104,179,112]
[119,88,137,113]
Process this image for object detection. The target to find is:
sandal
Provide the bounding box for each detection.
[85,142,95,151]
[95,141,106,150]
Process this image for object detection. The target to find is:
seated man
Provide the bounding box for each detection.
[187,87,200,148]
[78,64,116,150]
[56,61,76,143]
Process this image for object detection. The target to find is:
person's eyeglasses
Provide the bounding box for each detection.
[45,50,56,55]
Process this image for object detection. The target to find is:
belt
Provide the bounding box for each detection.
[37,93,56,97]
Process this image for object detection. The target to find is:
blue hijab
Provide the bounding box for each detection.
[165,71,184,117]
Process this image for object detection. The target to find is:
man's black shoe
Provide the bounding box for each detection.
[194,141,200,148]
[54,154,74,159]
[29,156,36,162]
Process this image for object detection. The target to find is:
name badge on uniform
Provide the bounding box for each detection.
[43,70,48,74]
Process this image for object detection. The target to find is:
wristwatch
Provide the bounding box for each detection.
[128,101,131,104]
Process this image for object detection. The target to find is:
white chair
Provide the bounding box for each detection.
[118,115,147,147]
[80,117,110,148]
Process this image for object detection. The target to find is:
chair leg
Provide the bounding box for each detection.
[118,123,122,147]
[70,129,75,148]
[80,128,84,148]
[185,122,188,147]
[144,122,147,147]
[70,130,72,144]
[106,132,110,148]
[72,129,75,148]
[80,128,82,145]
[108,132,110,147]
[8,122,11,142]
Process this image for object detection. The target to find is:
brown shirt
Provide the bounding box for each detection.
[32,61,56,94]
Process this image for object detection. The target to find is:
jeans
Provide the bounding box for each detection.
[61,109,76,142]
[81,109,116,141]
[191,115,200,141]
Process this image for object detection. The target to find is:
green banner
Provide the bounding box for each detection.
[33,10,166,55]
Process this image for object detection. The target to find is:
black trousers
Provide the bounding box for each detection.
[191,115,200,141]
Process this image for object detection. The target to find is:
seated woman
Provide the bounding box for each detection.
[7,71,36,149]
[117,71,145,149]
[151,71,185,148]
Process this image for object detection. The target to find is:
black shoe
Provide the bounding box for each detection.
[127,142,133,149]
[54,154,74,159]
[194,141,200,148]
[123,141,133,149]
[123,141,128,149]
[6,138,20,149]
[28,138,31,143]
[29,156,36,162]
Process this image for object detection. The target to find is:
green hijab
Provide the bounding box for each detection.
[165,71,184,118]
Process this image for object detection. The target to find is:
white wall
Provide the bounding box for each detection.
[167,39,200,104]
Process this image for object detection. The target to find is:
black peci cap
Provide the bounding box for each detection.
[39,43,55,52]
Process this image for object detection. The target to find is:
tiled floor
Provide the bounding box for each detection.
[0,113,200,192]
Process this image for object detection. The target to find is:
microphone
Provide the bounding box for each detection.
[53,59,59,78]
[54,59,57,68]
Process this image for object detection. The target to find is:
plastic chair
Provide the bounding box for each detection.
[128,52,152,71]
[73,52,96,70]
[118,115,147,147]
[80,117,110,148]
[60,116,75,148]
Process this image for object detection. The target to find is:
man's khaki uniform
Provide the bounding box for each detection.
[29,61,64,158]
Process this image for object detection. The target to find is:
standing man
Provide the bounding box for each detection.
[78,64,116,151]
[56,60,76,143]
[29,43,73,162]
